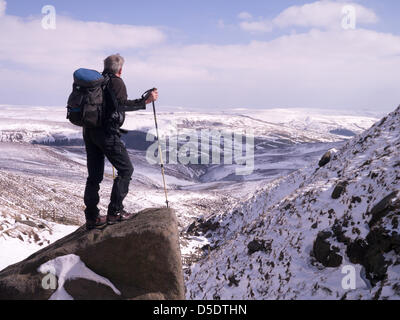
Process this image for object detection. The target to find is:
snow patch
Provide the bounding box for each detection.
[38,254,121,300]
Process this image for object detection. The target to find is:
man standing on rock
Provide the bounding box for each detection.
[84,54,158,230]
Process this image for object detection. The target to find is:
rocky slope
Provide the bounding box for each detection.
[186,105,400,300]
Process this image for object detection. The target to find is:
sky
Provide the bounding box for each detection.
[0,0,400,112]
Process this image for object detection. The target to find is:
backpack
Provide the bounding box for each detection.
[66,68,109,128]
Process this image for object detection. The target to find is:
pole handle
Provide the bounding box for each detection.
[142,88,157,101]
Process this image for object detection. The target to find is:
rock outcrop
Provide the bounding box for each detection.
[318,150,333,167]
[313,231,343,268]
[0,208,185,300]
[331,181,348,199]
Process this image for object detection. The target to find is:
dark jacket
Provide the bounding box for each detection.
[103,71,146,135]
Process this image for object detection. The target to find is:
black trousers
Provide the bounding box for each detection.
[83,127,133,221]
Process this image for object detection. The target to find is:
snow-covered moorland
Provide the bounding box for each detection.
[0,105,387,300]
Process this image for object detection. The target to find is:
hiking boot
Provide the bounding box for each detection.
[86,215,107,230]
[107,214,120,225]
[107,210,135,225]
[118,209,136,221]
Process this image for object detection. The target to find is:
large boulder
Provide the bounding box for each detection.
[318,150,332,167]
[368,191,400,227]
[0,208,185,300]
[331,181,348,199]
[312,231,343,268]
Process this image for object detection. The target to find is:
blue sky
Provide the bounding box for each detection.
[1,0,400,112]
[6,0,400,44]
[6,1,293,42]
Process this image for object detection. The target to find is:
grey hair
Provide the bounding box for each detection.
[104,54,125,74]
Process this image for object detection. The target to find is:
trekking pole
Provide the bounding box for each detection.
[148,90,169,208]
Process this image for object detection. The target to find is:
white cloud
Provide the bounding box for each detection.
[120,28,400,111]
[0,0,5,17]
[239,20,273,33]
[0,3,165,72]
[238,11,253,20]
[239,1,378,33]
[0,0,399,112]
[273,1,378,29]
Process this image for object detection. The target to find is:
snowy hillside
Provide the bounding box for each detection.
[186,105,400,300]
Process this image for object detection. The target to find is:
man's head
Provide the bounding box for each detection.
[104,54,125,77]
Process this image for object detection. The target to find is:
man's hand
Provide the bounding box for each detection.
[145,89,158,104]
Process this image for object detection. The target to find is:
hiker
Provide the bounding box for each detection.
[83,54,158,230]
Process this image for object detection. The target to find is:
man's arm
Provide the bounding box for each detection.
[122,98,146,111]
[111,77,146,112]
[111,77,158,111]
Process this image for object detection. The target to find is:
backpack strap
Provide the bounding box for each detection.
[102,73,122,131]
[104,74,119,114]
